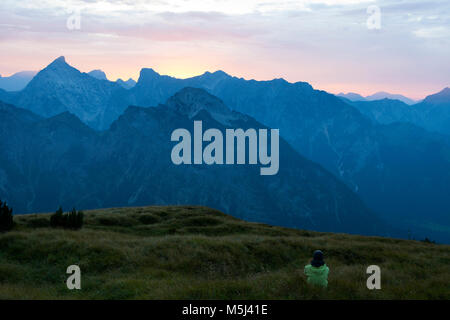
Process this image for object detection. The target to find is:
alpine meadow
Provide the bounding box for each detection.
[0,0,449,304]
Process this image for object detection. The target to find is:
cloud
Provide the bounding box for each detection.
[0,0,448,99]
[413,26,449,38]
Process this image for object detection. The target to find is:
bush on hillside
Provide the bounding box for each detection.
[421,237,436,244]
[0,200,14,232]
[50,207,84,230]
[50,206,64,228]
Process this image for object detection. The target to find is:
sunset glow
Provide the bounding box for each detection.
[0,0,449,100]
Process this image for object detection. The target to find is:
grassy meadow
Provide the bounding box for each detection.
[0,206,449,299]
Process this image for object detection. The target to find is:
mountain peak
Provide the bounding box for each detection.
[365,92,417,105]
[338,91,417,105]
[336,92,367,101]
[440,87,450,94]
[205,70,229,76]
[166,87,232,121]
[49,110,78,121]
[200,70,230,80]
[116,78,136,89]
[24,56,80,91]
[43,111,94,133]
[0,70,37,91]
[137,68,161,83]
[44,56,74,72]
[88,69,108,81]
[52,56,66,64]
[422,87,450,106]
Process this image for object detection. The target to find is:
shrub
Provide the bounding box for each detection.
[50,206,64,228]
[50,207,84,230]
[138,213,160,225]
[0,200,14,232]
[67,208,84,230]
[421,237,436,244]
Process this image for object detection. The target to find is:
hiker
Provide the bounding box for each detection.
[304,250,329,287]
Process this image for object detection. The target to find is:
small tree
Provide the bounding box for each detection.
[50,206,84,230]
[67,208,77,229]
[421,237,436,244]
[50,206,64,228]
[75,210,84,229]
[0,200,14,232]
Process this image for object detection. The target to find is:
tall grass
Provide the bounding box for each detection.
[1,206,448,299]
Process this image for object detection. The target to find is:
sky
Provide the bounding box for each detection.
[0,0,449,100]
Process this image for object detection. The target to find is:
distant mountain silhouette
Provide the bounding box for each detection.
[337,92,366,101]
[0,71,37,91]
[88,69,108,81]
[366,92,418,105]
[338,91,417,105]
[346,88,450,136]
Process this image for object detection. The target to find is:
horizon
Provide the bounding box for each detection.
[0,55,448,101]
[0,0,449,100]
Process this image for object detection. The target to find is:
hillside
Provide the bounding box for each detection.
[1,206,448,300]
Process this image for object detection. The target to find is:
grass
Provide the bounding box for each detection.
[0,205,449,300]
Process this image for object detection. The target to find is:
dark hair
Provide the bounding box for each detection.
[311,250,325,267]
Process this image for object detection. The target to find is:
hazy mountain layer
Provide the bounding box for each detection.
[0,90,382,236]
[0,71,37,92]
[337,91,417,105]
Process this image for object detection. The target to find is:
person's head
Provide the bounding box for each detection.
[311,250,325,267]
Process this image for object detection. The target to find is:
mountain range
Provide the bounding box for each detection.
[1,57,134,130]
[344,88,450,136]
[0,67,136,93]
[116,78,137,89]
[1,56,449,242]
[87,69,137,89]
[337,91,418,105]
[0,89,382,236]
[0,71,37,92]
[87,69,108,81]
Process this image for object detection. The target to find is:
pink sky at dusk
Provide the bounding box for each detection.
[0,0,449,100]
